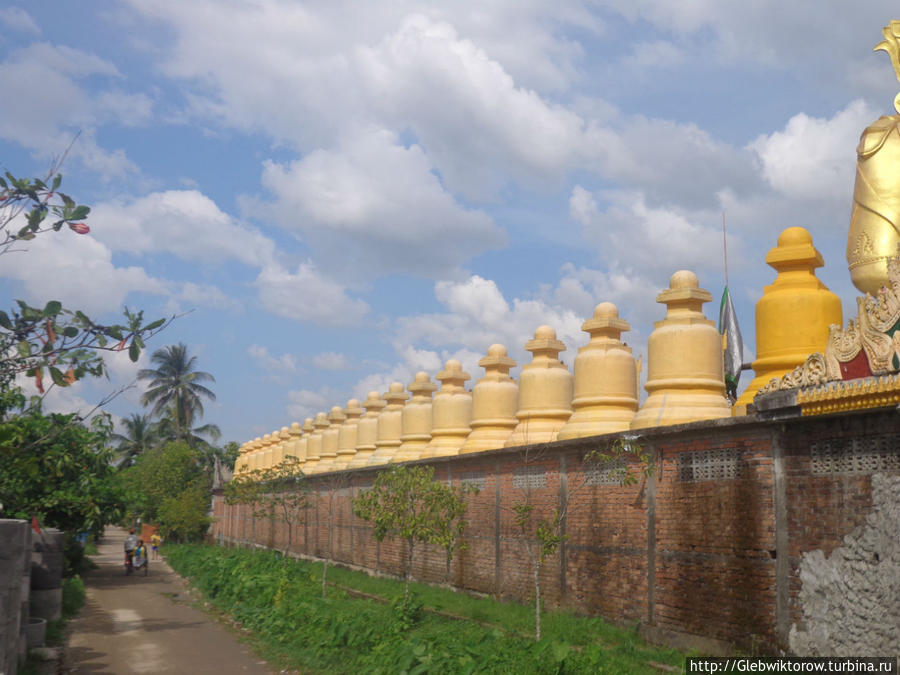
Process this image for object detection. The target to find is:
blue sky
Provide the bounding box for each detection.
[1,1,898,444]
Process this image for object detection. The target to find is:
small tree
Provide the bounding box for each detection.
[225,456,309,562]
[511,438,654,641]
[317,470,352,598]
[352,465,477,607]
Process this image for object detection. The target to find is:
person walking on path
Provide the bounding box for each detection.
[151,532,161,560]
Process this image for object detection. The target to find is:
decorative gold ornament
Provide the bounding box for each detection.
[874,19,900,113]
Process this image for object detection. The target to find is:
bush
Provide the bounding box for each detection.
[61,575,86,618]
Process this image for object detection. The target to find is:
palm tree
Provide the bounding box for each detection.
[155,405,222,450]
[138,343,217,442]
[111,413,159,466]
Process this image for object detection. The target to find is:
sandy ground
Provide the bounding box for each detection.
[63,527,276,674]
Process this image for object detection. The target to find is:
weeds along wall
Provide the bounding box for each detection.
[211,407,900,656]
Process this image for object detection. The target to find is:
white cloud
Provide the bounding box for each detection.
[396,274,585,367]
[248,344,299,374]
[285,388,330,421]
[0,43,141,178]
[260,125,505,279]
[570,186,734,282]
[357,14,587,199]
[749,99,874,202]
[0,8,40,35]
[312,352,351,371]
[92,190,275,266]
[254,261,369,327]
[584,115,761,209]
[2,225,166,315]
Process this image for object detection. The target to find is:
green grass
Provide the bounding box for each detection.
[166,544,686,674]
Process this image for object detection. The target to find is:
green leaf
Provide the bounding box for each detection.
[129,340,140,362]
[49,367,68,387]
[51,174,62,192]
[70,205,91,220]
[144,317,166,332]
[0,311,11,330]
[17,341,31,357]
[52,220,64,232]
[42,301,62,317]
[60,193,75,208]
[27,208,46,229]
[106,327,123,340]
[62,326,79,338]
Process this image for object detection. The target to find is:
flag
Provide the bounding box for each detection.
[718,286,744,400]
[31,515,42,535]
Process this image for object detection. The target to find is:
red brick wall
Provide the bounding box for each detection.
[210,409,900,654]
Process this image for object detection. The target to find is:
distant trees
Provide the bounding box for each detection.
[122,441,213,541]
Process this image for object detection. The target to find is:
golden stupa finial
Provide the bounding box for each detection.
[875,20,900,112]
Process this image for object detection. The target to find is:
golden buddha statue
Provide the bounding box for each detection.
[847,21,900,295]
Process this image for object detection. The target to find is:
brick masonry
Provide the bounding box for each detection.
[210,408,900,655]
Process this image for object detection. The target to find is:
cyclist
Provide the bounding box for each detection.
[124,528,139,573]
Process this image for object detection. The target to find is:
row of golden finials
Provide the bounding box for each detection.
[236,273,731,476]
[237,225,847,476]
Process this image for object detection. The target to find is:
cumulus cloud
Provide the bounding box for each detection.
[2,225,166,315]
[286,388,330,421]
[395,274,585,369]
[260,125,505,279]
[749,99,873,202]
[0,43,143,178]
[0,8,40,35]
[570,186,734,282]
[92,190,275,266]
[357,14,587,199]
[248,344,299,374]
[254,261,369,327]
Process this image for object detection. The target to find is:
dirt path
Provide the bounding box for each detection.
[64,527,276,674]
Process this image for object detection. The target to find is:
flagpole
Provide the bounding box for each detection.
[722,211,729,289]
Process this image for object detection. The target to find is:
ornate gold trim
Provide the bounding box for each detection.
[797,374,900,416]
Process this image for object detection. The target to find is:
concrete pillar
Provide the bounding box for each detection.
[506,326,573,447]
[335,399,364,470]
[461,344,518,454]
[369,383,409,466]
[422,360,473,458]
[632,270,731,430]
[393,372,438,463]
[558,302,638,439]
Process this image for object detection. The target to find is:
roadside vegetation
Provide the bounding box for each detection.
[166,543,685,675]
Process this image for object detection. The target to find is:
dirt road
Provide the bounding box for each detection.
[64,527,275,674]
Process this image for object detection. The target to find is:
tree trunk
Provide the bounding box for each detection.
[534,560,542,641]
[405,537,415,607]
